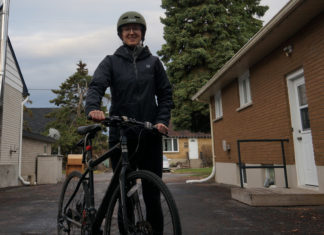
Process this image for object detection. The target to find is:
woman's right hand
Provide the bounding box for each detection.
[88,110,105,122]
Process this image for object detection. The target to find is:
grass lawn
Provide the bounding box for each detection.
[173,167,212,179]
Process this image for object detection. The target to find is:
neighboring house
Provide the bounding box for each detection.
[24,108,56,134]
[21,131,56,183]
[193,0,324,191]
[22,108,57,182]
[0,33,29,188]
[163,123,212,168]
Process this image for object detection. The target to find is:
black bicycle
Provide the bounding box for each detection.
[57,116,182,234]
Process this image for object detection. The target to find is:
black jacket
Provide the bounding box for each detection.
[85,45,174,141]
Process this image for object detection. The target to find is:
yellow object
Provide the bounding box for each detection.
[66,154,84,176]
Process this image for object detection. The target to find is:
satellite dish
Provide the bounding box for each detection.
[48,128,60,140]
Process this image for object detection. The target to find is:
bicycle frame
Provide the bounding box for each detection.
[63,127,132,234]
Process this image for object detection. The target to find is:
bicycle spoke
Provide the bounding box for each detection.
[58,171,88,235]
[104,170,181,235]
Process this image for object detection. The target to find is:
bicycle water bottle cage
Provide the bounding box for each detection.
[77,124,102,136]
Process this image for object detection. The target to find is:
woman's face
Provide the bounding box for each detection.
[121,23,142,47]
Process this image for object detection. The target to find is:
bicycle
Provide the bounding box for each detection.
[57,116,182,234]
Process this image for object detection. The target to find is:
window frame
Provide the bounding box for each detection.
[238,70,252,109]
[162,137,179,153]
[214,90,223,119]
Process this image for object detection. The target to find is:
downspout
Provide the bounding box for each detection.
[18,96,31,185]
[186,102,216,183]
[0,0,10,99]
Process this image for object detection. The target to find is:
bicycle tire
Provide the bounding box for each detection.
[104,170,182,235]
[57,171,89,235]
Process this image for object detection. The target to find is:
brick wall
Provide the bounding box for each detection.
[211,13,324,166]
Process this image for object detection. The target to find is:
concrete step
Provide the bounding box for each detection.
[231,187,324,206]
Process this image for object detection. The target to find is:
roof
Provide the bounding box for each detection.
[168,123,211,138]
[23,131,56,143]
[193,0,324,102]
[24,108,57,134]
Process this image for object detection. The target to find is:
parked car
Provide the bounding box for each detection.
[163,155,170,172]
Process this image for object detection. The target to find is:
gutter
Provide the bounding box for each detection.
[186,103,216,183]
[18,96,31,185]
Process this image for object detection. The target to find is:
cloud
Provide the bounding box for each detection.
[12,28,117,57]
[9,0,289,108]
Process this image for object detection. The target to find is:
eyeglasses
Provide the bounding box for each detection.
[122,25,142,33]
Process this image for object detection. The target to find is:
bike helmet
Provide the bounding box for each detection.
[117,11,147,41]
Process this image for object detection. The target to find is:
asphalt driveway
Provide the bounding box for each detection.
[0,172,324,234]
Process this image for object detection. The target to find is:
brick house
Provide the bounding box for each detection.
[163,123,212,168]
[193,0,324,191]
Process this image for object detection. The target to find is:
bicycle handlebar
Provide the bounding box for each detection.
[88,115,168,137]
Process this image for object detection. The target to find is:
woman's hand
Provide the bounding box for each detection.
[88,110,105,122]
[155,123,168,135]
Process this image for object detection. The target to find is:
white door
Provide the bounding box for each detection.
[188,138,199,159]
[287,69,318,186]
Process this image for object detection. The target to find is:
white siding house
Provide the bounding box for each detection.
[0,37,29,188]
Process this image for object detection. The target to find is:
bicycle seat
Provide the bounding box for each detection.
[77,124,102,135]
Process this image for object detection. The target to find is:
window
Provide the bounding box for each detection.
[214,90,223,119]
[238,70,252,107]
[163,138,179,152]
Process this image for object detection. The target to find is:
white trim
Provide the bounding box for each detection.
[238,70,252,107]
[213,116,223,122]
[236,101,253,112]
[214,90,223,119]
[162,137,179,153]
[286,68,304,80]
[286,68,318,186]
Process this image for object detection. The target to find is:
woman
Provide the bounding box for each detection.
[85,11,173,234]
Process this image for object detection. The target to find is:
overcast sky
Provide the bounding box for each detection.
[6,0,289,107]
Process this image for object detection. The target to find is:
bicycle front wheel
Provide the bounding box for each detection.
[104,170,182,235]
[57,171,89,235]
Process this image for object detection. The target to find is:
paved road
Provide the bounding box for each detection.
[0,172,324,234]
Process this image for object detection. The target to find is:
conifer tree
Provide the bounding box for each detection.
[46,61,109,156]
[158,0,268,132]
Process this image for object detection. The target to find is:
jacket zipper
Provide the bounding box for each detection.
[133,52,139,105]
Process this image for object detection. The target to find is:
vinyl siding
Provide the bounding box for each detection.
[21,138,52,179]
[0,84,23,164]
[0,43,23,165]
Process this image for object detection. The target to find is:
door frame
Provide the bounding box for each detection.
[188,138,199,160]
[286,68,318,186]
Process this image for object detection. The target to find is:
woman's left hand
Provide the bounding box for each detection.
[155,123,168,135]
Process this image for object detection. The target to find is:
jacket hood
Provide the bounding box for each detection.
[114,45,152,62]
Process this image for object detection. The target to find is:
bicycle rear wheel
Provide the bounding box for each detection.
[57,171,89,234]
[104,170,182,235]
